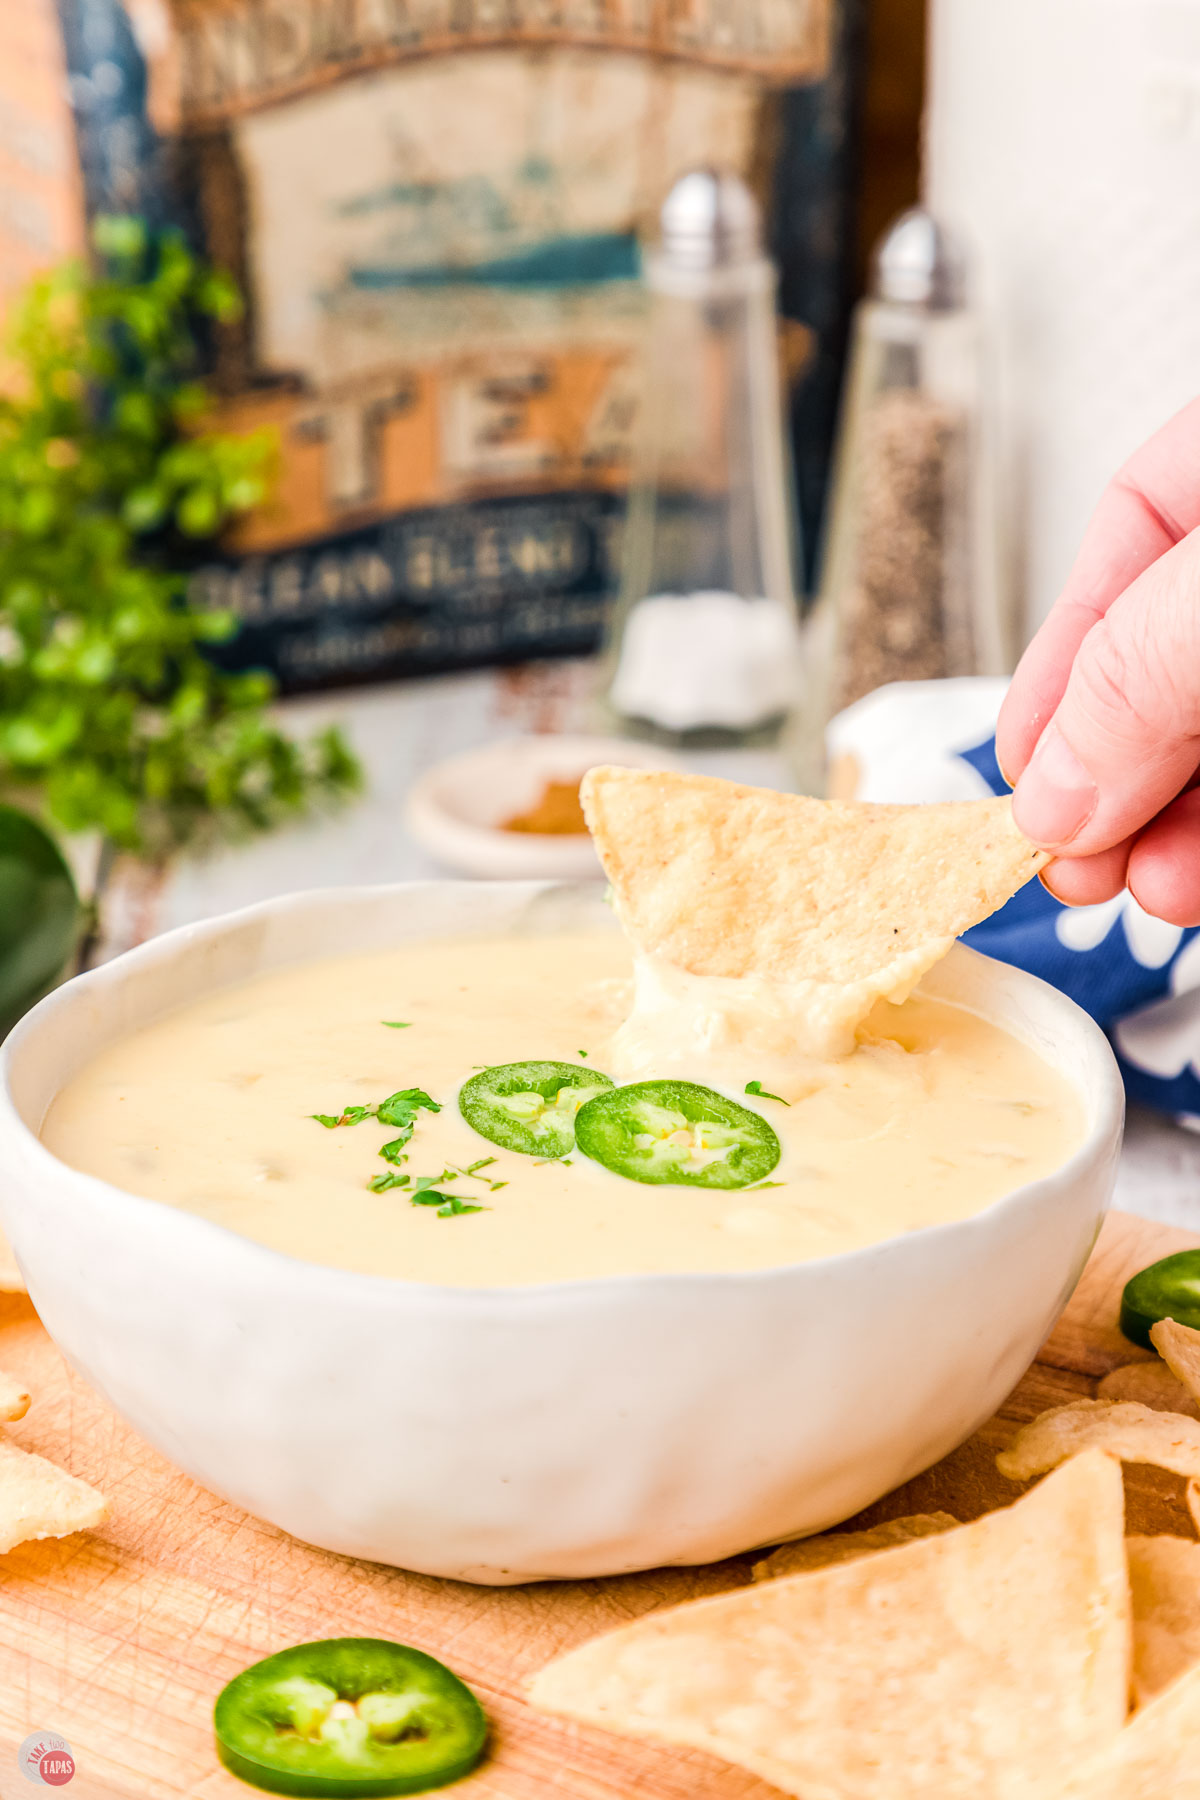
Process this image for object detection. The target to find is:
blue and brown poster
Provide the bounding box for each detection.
[46,0,856,690]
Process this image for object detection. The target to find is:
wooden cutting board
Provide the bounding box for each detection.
[0,1209,1193,1800]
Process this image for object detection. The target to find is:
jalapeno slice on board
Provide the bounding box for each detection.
[214,1637,487,1797]
[1120,1250,1200,1348]
[575,1080,781,1188]
[458,1060,613,1158]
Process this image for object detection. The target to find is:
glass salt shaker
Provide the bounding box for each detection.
[601,170,811,764]
[819,207,1006,719]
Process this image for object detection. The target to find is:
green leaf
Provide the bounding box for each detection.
[176,487,220,538]
[745,1080,790,1106]
[377,1088,440,1128]
[17,489,55,536]
[310,1104,374,1129]
[122,486,167,531]
[0,706,83,765]
[92,214,147,262]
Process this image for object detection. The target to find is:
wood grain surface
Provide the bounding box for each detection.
[0,1209,1192,1800]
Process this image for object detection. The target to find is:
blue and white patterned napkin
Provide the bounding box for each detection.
[826,680,1200,1126]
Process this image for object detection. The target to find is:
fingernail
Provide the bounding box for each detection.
[1012,729,1098,847]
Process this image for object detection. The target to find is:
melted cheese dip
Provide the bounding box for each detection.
[41,931,1083,1285]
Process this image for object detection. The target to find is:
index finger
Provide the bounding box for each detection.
[996,394,1200,782]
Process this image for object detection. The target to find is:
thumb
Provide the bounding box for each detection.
[1011,528,1200,854]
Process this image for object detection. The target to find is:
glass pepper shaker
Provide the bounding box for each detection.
[819,207,1007,717]
[601,170,810,760]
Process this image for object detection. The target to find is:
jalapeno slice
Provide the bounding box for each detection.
[574,1080,781,1188]
[214,1637,487,1797]
[1120,1250,1200,1348]
[458,1060,613,1158]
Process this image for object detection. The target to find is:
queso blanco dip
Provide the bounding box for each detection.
[41,931,1084,1285]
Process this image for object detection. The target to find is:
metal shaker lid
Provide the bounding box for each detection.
[872,207,965,310]
[658,169,762,272]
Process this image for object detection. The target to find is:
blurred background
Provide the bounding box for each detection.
[6,0,1200,1212]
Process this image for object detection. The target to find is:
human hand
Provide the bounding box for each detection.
[996,397,1200,926]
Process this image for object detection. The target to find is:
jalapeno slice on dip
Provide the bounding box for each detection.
[214,1637,487,1797]
[458,1060,613,1158]
[575,1080,781,1188]
[1120,1250,1200,1348]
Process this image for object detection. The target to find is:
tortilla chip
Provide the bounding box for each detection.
[0,1438,106,1554]
[1064,1657,1200,1799]
[0,1371,31,1424]
[1098,1360,1200,1419]
[530,1453,1130,1800]
[1127,1535,1200,1707]
[0,1231,25,1294]
[752,1513,960,1581]
[1150,1318,1200,1406]
[580,768,1046,992]
[1187,1479,1200,1537]
[997,1400,1200,1482]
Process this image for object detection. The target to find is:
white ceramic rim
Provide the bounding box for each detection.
[0,881,1125,1305]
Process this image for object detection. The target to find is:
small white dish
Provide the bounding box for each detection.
[404,735,682,878]
[0,882,1123,1584]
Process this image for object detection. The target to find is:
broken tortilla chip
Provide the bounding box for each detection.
[1187,1479,1200,1538]
[1064,1656,1200,1799]
[751,1512,959,1581]
[997,1399,1200,1482]
[1098,1360,1200,1419]
[1150,1318,1200,1407]
[1127,1535,1200,1708]
[0,1438,106,1554]
[530,1452,1129,1800]
[0,1370,31,1424]
[581,768,1046,991]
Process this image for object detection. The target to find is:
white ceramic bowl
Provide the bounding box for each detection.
[404,735,682,878]
[0,883,1123,1584]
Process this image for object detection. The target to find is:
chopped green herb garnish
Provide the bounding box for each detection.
[412,1172,454,1194]
[464,1157,496,1175]
[489,1180,508,1191]
[746,1180,786,1190]
[577,1049,588,1058]
[370,1088,441,1162]
[407,1184,487,1218]
[377,1088,440,1127]
[745,1080,790,1106]
[311,1088,439,1142]
[310,1103,376,1129]
[368,1171,410,1192]
[381,1020,412,1029]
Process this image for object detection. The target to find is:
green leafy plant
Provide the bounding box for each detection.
[0,803,80,1034]
[0,215,360,879]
